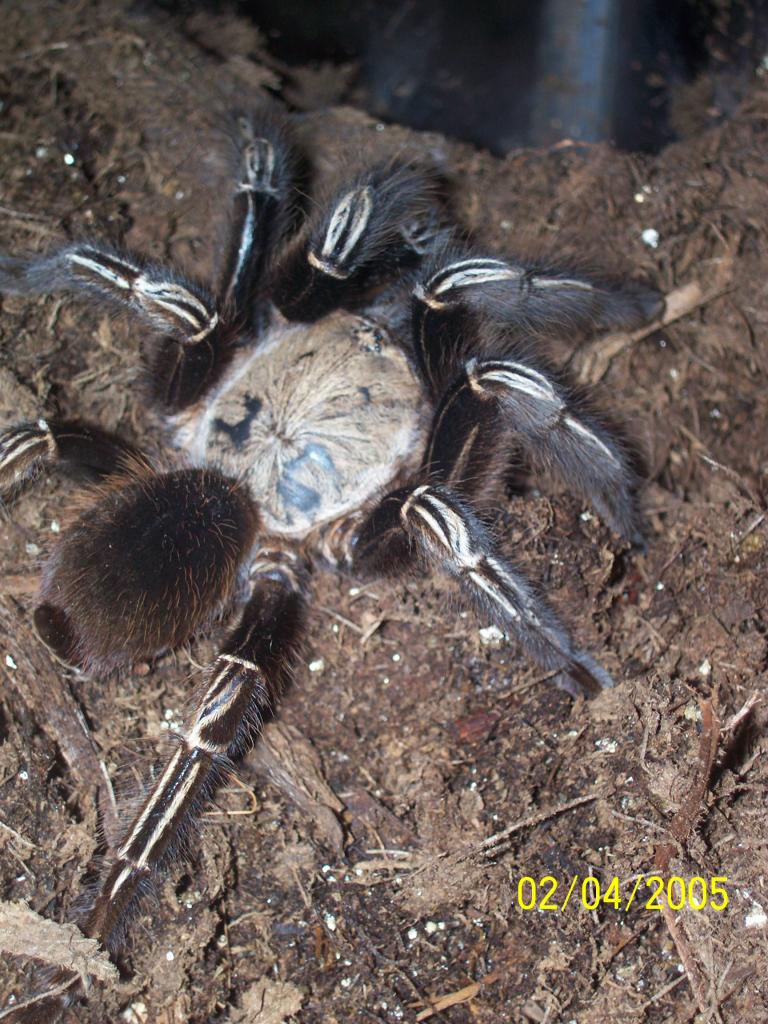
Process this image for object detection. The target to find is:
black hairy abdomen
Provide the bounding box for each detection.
[36,468,258,669]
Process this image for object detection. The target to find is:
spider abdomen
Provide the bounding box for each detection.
[175,312,426,537]
[35,467,258,670]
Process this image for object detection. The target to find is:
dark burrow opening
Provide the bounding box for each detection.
[157,0,768,153]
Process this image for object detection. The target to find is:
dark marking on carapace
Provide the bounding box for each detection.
[213,394,263,450]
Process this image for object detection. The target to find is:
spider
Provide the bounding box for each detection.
[0,108,662,1020]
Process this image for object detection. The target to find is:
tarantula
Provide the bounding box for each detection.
[0,109,662,1019]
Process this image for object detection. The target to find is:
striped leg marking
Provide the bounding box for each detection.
[0,419,55,495]
[464,357,639,541]
[416,257,522,309]
[88,651,268,951]
[308,186,374,279]
[221,135,284,311]
[67,247,219,343]
[399,484,613,694]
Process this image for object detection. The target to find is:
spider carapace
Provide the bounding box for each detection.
[0,108,663,1020]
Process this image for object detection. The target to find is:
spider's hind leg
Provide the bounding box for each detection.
[20,555,307,1024]
[87,551,307,952]
[0,418,144,500]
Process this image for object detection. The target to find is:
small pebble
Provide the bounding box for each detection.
[641,227,660,248]
[308,658,325,673]
[746,903,767,929]
[5,654,17,670]
[595,737,618,753]
[478,625,505,647]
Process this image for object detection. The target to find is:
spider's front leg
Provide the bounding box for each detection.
[0,241,224,409]
[413,250,658,545]
[271,161,440,322]
[217,109,298,323]
[412,245,665,394]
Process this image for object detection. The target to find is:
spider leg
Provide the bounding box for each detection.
[425,355,643,544]
[350,483,613,698]
[14,553,307,1023]
[216,109,299,328]
[271,162,438,322]
[0,418,145,499]
[0,243,228,412]
[411,246,664,395]
[87,553,306,953]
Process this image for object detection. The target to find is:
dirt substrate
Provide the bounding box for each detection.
[1,4,767,1023]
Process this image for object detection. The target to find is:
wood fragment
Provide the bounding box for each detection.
[0,900,117,984]
[412,970,500,1021]
[571,278,728,384]
[654,699,720,869]
[467,790,605,860]
[0,597,122,848]
[652,699,722,1023]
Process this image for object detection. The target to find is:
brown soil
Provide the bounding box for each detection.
[1,4,767,1023]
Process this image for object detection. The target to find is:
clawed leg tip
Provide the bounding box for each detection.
[630,285,666,325]
[554,654,615,699]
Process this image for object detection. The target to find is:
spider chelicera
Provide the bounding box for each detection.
[0,107,663,1019]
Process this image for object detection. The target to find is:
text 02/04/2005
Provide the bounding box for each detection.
[512,875,729,913]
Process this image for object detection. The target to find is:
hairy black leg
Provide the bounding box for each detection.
[351,483,613,698]
[425,357,643,544]
[217,110,299,326]
[411,246,664,395]
[0,418,144,498]
[13,554,307,1023]
[271,162,437,322]
[0,244,230,412]
[0,244,219,341]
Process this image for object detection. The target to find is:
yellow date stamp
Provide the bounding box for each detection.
[513,875,729,913]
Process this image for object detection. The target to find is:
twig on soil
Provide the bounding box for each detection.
[467,790,606,860]
[0,819,39,850]
[722,692,760,735]
[0,900,117,988]
[0,598,122,849]
[653,698,722,1023]
[410,970,501,1021]
[654,699,720,869]
[570,278,730,384]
